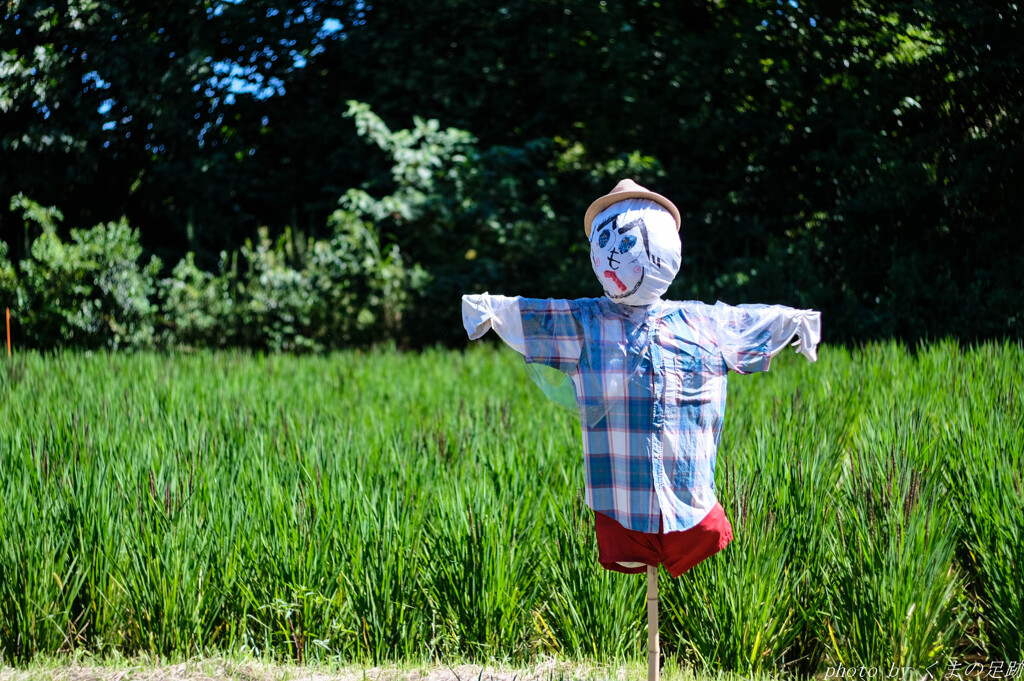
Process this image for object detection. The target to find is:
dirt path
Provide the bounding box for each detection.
[0,658,640,681]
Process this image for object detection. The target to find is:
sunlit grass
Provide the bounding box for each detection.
[1,340,1021,672]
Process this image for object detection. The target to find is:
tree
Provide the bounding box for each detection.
[2,0,1021,345]
[1,1,368,266]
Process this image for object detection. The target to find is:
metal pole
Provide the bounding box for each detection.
[647,565,659,681]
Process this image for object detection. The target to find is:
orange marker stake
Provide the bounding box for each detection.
[5,308,10,357]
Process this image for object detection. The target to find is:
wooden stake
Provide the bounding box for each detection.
[647,565,659,681]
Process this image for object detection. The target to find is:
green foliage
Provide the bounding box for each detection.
[664,396,847,674]
[537,497,645,660]
[828,445,964,670]
[5,195,161,350]
[156,252,233,349]
[342,100,477,222]
[0,239,16,306]
[9,193,63,234]
[340,101,664,346]
[158,222,424,352]
[0,343,1022,670]
[0,1,374,263]
[944,349,1024,661]
[5,2,1021,344]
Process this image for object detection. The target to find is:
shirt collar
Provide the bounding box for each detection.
[600,297,679,323]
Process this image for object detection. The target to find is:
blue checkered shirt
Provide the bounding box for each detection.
[517,296,818,534]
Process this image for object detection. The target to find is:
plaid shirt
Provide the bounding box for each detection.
[518,296,819,534]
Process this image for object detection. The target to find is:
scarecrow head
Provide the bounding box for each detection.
[584,179,682,306]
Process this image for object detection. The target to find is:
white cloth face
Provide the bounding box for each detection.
[589,199,681,306]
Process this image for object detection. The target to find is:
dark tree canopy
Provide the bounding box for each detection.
[1,0,1021,347]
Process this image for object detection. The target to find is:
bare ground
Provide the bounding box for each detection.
[0,658,652,681]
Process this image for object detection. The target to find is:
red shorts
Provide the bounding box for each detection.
[594,503,733,578]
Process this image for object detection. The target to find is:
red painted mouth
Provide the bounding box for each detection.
[603,270,627,292]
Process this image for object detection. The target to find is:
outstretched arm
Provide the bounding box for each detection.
[463,294,584,413]
[462,293,526,354]
[711,302,822,374]
[462,294,584,375]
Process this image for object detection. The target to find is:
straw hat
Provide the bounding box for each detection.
[583,179,681,238]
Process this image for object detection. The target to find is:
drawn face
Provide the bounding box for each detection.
[588,200,681,306]
[590,215,649,300]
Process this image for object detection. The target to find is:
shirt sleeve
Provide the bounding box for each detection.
[517,297,584,374]
[711,301,822,374]
[462,293,526,354]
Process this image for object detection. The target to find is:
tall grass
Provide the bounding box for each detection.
[0,340,1021,674]
[664,390,848,675]
[943,344,1024,661]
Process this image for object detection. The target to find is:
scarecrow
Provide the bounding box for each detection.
[461,179,821,679]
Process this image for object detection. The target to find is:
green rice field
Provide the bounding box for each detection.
[1,341,1021,675]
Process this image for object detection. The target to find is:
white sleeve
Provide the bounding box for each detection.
[769,307,821,363]
[461,293,525,355]
[712,302,822,373]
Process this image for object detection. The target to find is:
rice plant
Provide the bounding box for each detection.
[943,341,1024,661]
[0,341,1021,674]
[824,398,965,670]
[534,493,646,661]
[662,386,848,675]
